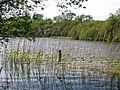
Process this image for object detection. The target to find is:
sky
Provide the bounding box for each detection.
[32,0,120,20]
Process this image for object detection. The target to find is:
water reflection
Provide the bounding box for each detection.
[0,38,120,90]
[7,38,120,59]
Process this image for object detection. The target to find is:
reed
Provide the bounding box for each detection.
[0,38,119,90]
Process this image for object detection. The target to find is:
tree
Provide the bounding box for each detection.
[103,13,120,42]
[0,16,34,38]
[85,15,93,21]
[33,13,44,20]
[75,14,86,22]
[0,0,88,19]
[65,12,76,20]
[0,0,33,39]
[115,8,120,16]
[55,0,88,14]
[53,15,64,22]
[0,0,88,40]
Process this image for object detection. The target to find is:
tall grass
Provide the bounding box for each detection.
[0,38,120,90]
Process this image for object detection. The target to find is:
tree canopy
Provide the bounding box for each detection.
[0,0,88,40]
[0,0,88,18]
[0,0,120,42]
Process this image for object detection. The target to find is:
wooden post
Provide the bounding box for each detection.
[58,50,62,62]
[0,67,3,73]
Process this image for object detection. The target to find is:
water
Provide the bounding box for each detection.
[7,38,120,58]
[0,38,120,90]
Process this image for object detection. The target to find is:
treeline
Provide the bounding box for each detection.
[43,12,120,42]
[1,10,120,42]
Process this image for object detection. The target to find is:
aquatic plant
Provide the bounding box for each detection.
[111,60,120,89]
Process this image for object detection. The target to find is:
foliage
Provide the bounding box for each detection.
[0,0,88,40]
[33,13,44,20]
[103,14,120,42]
[0,16,35,40]
[47,13,120,42]
[1,12,119,42]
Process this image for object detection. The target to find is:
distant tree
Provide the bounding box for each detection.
[75,14,86,22]
[115,8,120,16]
[65,12,76,20]
[104,13,120,42]
[33,13,44,20]
[75,14,93,22]
[53,15,64,22]
[85,15,93,21]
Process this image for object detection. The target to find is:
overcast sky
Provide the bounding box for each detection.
[32,0,120,20]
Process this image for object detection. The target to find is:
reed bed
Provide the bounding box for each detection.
[0,38,120,90]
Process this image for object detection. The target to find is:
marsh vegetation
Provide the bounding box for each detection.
[0,38,120,90]
[0,0,120,90]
